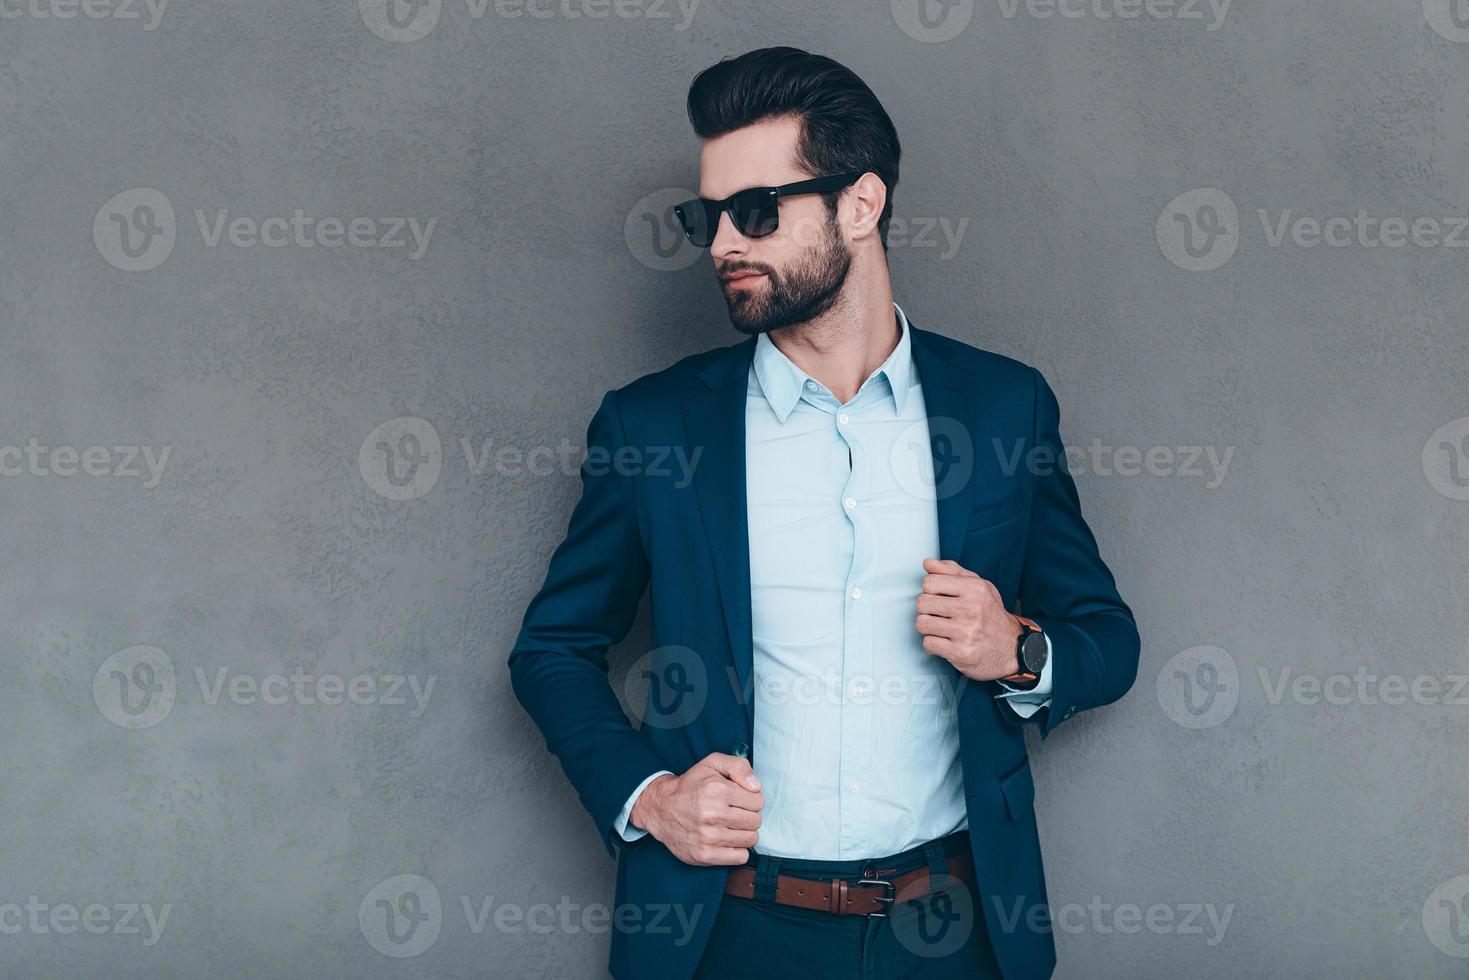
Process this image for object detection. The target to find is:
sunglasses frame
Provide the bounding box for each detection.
[673,172,865,248]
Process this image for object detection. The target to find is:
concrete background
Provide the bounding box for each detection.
[2,0,1467,976]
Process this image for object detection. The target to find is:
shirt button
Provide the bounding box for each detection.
[838,412,850,424]
[852,685,867,698]
[843,497,857,510]
[849,781,863,794]
[805,380,818,391]
[849,587,862,600]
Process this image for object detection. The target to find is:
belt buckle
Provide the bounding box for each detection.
[853,871,895,919]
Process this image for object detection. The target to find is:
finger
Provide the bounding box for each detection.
[696,847,751,867]
[702,752,761,791]
[701,824,760,849]
[719,784,766,813]
[915,593,964,617]
[922,634,958,659]
[921,573,969,597]
[915,613,960,638]
[718,806,762,832]
[923,558,979,578]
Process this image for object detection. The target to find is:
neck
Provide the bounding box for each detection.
[765,263,899,404]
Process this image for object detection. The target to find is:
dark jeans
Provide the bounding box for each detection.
[692,831,1003,980]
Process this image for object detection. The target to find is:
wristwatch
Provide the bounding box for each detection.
[1000,615,1047,691]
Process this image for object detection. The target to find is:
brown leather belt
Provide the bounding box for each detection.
[723,853,973,918]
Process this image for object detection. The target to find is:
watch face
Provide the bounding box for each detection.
[1020,631,1047,673]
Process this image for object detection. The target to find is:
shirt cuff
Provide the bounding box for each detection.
[995,634,1054,719]
[612,770,675,843]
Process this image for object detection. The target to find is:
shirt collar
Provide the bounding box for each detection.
[752,302,916,423]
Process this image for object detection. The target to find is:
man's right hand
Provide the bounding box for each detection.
[629,753,764,866]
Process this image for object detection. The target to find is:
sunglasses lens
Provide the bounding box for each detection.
[674,200,718,248]
[674,190,780,247]
[732,190,779,239]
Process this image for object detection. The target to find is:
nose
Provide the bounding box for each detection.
[709,210,750,263]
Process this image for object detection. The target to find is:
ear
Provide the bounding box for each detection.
[843,172,888,244]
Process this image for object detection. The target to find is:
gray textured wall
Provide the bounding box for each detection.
[3,0,1467,976]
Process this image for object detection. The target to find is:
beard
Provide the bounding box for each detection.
[718,213,852,336]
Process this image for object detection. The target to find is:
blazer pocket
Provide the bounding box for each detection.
[965,489,1027,532]
[998,759,1036,821]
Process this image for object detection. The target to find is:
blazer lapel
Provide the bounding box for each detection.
[909,324,978,563]
[683,338,758,733]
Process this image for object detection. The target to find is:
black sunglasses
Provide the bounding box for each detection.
[672,173,864,248]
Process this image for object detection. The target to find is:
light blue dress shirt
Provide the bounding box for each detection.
[615,304,1052,858]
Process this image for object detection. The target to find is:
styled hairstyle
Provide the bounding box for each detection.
[686,46,901,246]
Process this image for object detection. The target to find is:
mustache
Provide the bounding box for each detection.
[716,262,777,280]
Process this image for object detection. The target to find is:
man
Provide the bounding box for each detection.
[510,47,1139,980]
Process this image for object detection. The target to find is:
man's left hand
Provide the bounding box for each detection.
[914,557,1023,682]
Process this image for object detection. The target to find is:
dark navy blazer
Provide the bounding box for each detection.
[510,321,1140,980]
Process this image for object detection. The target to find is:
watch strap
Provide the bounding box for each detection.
[1000,616,1042,687]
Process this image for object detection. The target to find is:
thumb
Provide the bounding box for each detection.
[703,752,761,791]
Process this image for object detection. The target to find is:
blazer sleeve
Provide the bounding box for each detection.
[508,388,670,857]
[1004,367,1141,738]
